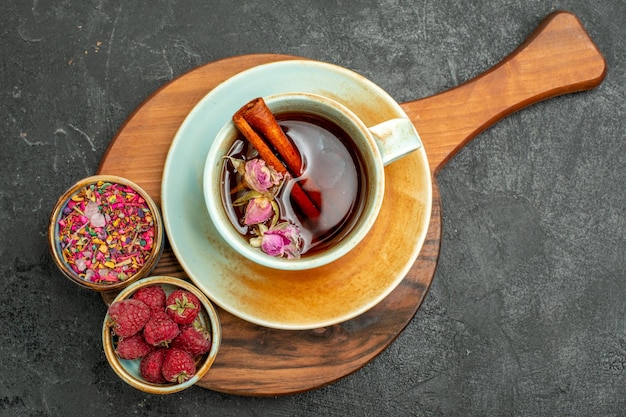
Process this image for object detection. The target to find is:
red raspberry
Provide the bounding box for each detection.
[132,285,166,312]
[166,290,201,325]
[171,321,212,356]
[161,348,196,384]
[149,307,169,320]
[140,349,167,384]
[143,314,180,347]
[115,333,154,360]
[107,299,150,338]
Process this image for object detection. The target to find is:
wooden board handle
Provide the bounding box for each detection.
[401,10,607,174]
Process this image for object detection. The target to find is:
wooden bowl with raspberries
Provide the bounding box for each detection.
[102,276,221,394]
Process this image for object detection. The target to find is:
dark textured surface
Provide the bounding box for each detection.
[1,1,624,416]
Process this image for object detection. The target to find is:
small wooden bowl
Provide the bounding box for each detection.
[48,175,164,292]
[102,276,221,394]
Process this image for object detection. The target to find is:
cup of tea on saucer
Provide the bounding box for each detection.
[203,92,422,270]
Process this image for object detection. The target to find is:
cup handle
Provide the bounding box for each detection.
[368,118,423,166]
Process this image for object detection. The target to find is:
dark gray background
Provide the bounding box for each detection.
[2,1,624,416]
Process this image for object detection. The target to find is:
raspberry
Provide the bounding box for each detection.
[115,333,154,360]
[171,321,211,356]
[166,289,201,325]
[140,349,167,384]
[132,285,166,312]
[161,348,196,384]
[143,314,180,347]
[107,299,150,338]
[149,307,169,320]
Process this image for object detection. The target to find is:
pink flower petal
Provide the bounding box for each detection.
[260,233,289,257]
[259,222,302,259]
[244,159,282,193]
[243,197,274,225]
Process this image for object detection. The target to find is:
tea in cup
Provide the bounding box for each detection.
[203,92,422,270]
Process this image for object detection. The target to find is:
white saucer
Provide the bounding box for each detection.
[161,60,432,330]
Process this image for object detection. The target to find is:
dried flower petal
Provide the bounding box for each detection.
[259,233,288,257]
[250,222,302,259]
[90,213,106,228]
[75,257,87,272]
[243,197,274,225]
[84,201,100,218]
[232,190,262,207]
[225,154,304,259]
[243,159,282,193]
[56,181,156,284]
[224,156,246,176]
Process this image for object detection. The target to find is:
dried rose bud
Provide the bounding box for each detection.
[250,222,302,259]
[243,159,282,193]
[243,197,275,225]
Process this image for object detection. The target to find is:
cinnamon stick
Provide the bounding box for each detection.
[234,98,323,210]
[235,98,304,176]
[233,100,321,220]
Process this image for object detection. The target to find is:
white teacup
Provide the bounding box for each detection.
[203,92,422,270]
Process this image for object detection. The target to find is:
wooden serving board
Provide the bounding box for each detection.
[98,11,605,396]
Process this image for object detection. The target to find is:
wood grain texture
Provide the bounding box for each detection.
[403,11,607,174]
[98,11,605,396]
